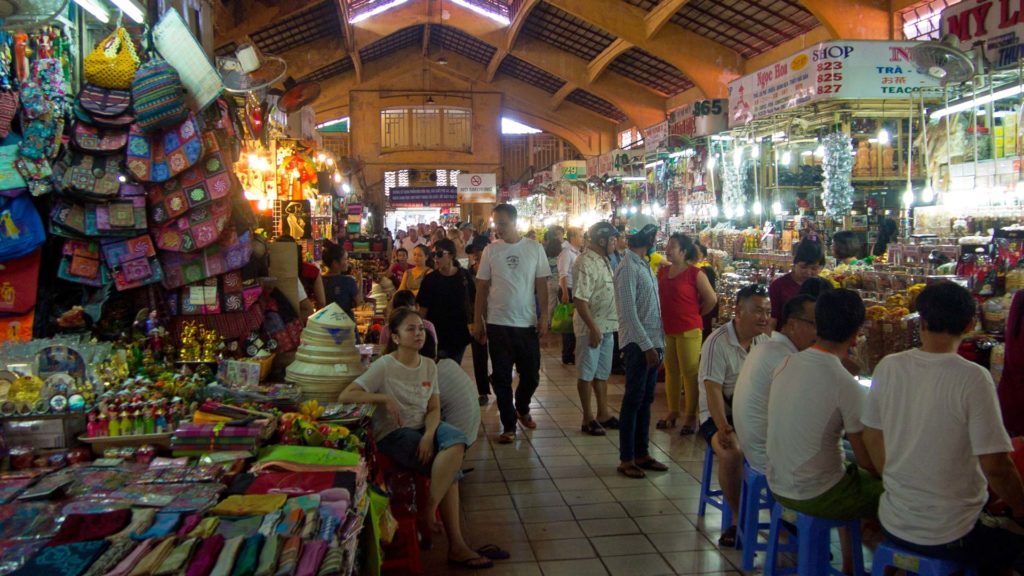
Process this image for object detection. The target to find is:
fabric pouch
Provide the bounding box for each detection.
[0,249,41,316]
[79,84,132,118]
[102,234,163,291]
[72,123,129,154]
[62,152,122,201]
[152,198,231,252]
[132,56,188,132]
[57,239,106,287]
[0,145,28,197]
[0,194,45,261]
[125,114,203,183]
[147,148,232,225]
[160,228,252,290]
[0,90,18,139]
[13,156,53,196]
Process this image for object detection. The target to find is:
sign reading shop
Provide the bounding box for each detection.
[727,41,944,127]
[941,0,1024,70]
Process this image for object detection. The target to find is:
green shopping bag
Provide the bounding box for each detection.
[550,302,575,334]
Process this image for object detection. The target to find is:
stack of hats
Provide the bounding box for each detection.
[285,304,365,402]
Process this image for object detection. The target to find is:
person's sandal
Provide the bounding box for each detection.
[448,555,494,569]
[581,421,606,436]
[616,464,646,479]
[718,525,738,547]
[599,417,620,430]
[636,457,669,472]
[517,412,537,430]
[678,425,696,436]
[497,432,515,444]
[655,417,677,430]
[475,544,510,560]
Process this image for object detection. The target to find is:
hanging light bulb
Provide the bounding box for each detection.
[772,201,783,215]
[333,173,342,183]
[921,186,934,203]
[750,146,760,159]
[780,150,792,166]
[902,186,915,207]
[342,183,352,194]
[736,205,746,218]
[317,153,327,163]
[752,200,763,215]
[878,126,891,145]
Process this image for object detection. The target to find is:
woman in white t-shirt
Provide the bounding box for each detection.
[339,308,493,569]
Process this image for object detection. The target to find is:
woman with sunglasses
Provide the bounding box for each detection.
[417,239,476,365]
[399,244,433,296]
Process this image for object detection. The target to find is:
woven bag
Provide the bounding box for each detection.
[83,28,140,90]
[132,55,188,132]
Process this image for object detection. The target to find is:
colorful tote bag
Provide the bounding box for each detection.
[152,198,230,252]
[125,114,203,183]
[0,146,28,198]
[147,148,232,225]
[132,56,188,132]
[83,27,139,90]
[0,194,45,261]
[101,234,164,291]
[160,229,252,290]
[58,239,109,287]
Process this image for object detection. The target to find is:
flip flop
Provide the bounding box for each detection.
[448,555,494,569]
[679,425,696,436]
[581,421,606,436]
[718,525,737,548]
[616,464,646,479]
[636,457,669,471]
[600,417,620,430]
[655,417,676,430]
[476,544,511,560]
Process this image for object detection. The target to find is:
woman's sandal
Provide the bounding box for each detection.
[616,464,646,479]
[476,544,511,560]
[581,421,606,436]
[497,432,515,444]
[636,457,669,471]
[655,416,677,430]
[678,425,696,436]
[718,525,738,547]
[599,417,620,430]
[448,555,494,569]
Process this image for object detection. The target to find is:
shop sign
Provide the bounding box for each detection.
[644,121,669,152]
[389,186,457,208]
[669,99,728,138]
[941,0,1024,70]
[727,41,944,127]
[456,173,497,203]
[553,161,587,181]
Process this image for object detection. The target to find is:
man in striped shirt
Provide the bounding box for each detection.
[698,284,771,547]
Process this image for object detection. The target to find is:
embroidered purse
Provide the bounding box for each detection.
[125,114,203,183]
[72,123,129,154]
[147,147,231,225]
[14,156,53,197]
[160,228,252,290]
[0,91,19,139]
[132,55,188,132]
[152,198,231,252]
[102,234,163,291]
[62,153,123,200]
[57,239,109,287]
[75,101,135,129]
[0,146,27,198]
[79,84,132,118]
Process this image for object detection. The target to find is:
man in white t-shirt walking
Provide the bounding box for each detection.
[767,288,881,574]
[474,204,550,444]
[733,294,818,474]
[863,282,1024,574]
[697,284,771,546]
[402,227,427,255]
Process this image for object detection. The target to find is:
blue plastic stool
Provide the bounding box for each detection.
[737,461,774,570]
[763,502,865,576]
[698,442,733,531]
[871,542,976,576]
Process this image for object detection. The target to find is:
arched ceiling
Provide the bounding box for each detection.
[213,0,894,144]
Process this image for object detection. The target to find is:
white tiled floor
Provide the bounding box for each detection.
[417,336,747,576]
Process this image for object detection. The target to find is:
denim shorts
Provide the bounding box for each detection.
[377,422,469,476]
[576,332,615,381]
[699,415,734,444]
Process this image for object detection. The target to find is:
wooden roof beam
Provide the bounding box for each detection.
[644,0,690,39]
[587,38,632,84]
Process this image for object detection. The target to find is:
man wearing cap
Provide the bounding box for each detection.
[614,224,667,479]
[573,222,621,436]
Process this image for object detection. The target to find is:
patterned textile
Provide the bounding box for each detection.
[11,540,109,576]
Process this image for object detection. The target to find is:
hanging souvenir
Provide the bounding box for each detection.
[83,27,140,90]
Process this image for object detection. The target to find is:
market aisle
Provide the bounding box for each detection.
[419,336,745,576]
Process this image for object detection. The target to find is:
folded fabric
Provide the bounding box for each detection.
[257,512,281,537]
[49,509,132,546]
[274,509,304,537]
[186,517,220,539]
[244,473,337,497]
[209,495,287,517]
[177,513,202,538]
[315,543,342,576]
[217,517,263,540]
[174,424,263,438]
[82,539,137,576]
[110,509,156,541]
[253,534,280,576]
[12,540,109,576]
[208,535,244,576]
[252,447,359,475]
[283,496,320,513]
[127,537,176,576]
[105,538,155,576]
[155,537,198,576]
[272,537,301,576]
[316,508,341,542]
[230,533,264,576]
[294,541,327,576]
[299,509,319,541]
[131,512,182,540]
[185,535,224,576]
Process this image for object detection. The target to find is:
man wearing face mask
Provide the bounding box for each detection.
[614,224,667,479]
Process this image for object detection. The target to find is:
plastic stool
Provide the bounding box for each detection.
[698,442,733,530]
[382,515,423,576]
[871,542,976,576]
[737,461,774,570]
[763,503,865,576]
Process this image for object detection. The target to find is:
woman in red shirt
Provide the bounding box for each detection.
[768,239,825,329]
[657,233,718,433]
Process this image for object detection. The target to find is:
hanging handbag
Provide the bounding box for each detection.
[14,156,53,197]
[93,183,147,235]
[72,123,129,155]
[132,54,188,132]
[58,239,109,287]
[75,101,135,129]
[62,152,123,200]
[79,84,132,118]
[0,146,28,198]
[125,114,203,183]
[152,198,231,253]
[0,249,41,316]
[160,228,252,290]
[0,195,44,261]
[101,234,164,291]
[50,198,88,238]
[83,27,140,90]
[19,82,49,120]
[147,146,231,225]
[0,91,18,139]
